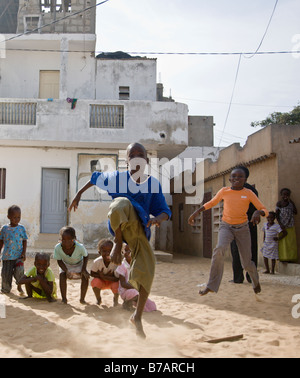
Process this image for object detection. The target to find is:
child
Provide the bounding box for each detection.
[116,244,156,312]
[261,211,287,274]
[0,205,27,294]
[90,238,119,306]
[19,253,57,302]
[69,142,171,338]
[54,226,89,304]
[276,188,298,262]
[188,167,269,296]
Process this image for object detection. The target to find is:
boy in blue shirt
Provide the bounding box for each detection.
[69,143,171,338]
[0,205,28,294]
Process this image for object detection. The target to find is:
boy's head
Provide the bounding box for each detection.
[126,143,148,175]
[229,168,247,189]
[59,226,76,248]
[98,239,113,262]
[280,188,291,200]
[34,253,50,274]
[267,211,276,224]
[7,205,21,226]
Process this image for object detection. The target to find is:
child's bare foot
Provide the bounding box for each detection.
[80,299,87,304]
[62,298,68,304]
[199,287,213,296]
[254,283,261,294]
[130,313,146,339]
[263,270,270,274]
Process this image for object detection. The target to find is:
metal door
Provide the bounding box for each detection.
[41,168,68,233]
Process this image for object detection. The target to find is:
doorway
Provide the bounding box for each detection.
[41,168,69,233]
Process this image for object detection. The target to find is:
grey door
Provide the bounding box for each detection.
[41,168,68,233]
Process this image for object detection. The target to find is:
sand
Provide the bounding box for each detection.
[0,254,300,358]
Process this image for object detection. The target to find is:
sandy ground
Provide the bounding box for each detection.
[0,254,300,358]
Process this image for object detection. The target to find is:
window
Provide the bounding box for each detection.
[190,205,201,234]
[179,203,184,232]
[213,200,223,232]
[24,16,41,33]
[40,0,71,13]
[119,86,130,100]
[90,105,124,129]
[0,102,37,125]
[0,169,6,199]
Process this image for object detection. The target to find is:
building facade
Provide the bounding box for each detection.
[172,124,300,266]
[0,0,189,248]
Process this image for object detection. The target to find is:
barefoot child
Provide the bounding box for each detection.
[90,239,119,306]
[69,142,171,338]
[188,167,269,296]
[0,205,27,295]
[19,253,57,302]
[54,226,89,304]
[116,244,156,312]
[261,211,287,274]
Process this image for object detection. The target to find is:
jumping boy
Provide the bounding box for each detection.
[188,167,269,296]
[69,143,171,338]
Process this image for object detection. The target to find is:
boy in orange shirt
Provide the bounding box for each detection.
[188,167,268,296]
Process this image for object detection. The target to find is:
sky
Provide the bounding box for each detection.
[95,0,300,147]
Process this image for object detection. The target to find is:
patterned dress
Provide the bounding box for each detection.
[276,202,297,262]
[261,222,282,260]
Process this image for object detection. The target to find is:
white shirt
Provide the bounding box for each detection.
[91,256,119,277]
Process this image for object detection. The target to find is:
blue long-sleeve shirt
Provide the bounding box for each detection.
[90,171,171,240]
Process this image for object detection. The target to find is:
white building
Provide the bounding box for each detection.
[0,0,189,248]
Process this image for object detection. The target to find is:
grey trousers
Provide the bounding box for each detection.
[207,221,259,293]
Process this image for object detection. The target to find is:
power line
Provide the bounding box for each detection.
[3,47,300,56]
[243,0,279,59]
[217,54,242,148]
[1,0,110,44]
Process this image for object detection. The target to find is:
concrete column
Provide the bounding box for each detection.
[60,37,68,99]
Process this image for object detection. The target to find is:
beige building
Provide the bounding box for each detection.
[172,124,300,267]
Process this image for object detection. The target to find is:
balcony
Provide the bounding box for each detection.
[0,98,188,158]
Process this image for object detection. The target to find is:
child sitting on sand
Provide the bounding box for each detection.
[54,226,89,304]
[116,244,156,312]
[19,253,57,302]
[261,211,287,274]
[90,239,119,306]
[188,167,269,296]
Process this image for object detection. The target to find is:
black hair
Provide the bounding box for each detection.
[280,188,291,195]
[97,238,113,251]
[59,226,76,240]
[268,211,276,218]
[35,252,50,263]
[234,166,249,179]
[7,205,21,216]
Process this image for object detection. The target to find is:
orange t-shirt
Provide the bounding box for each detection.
[203,187,269,225]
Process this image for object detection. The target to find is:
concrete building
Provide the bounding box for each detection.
[172,124,300,269]
[0,0,189,248]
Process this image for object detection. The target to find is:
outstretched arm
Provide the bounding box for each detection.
[69,181,94,212]
[188,205,206,225]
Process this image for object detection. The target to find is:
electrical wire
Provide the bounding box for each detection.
[217,54,242,148]
[1,0,110,44]
[243,0,279,59]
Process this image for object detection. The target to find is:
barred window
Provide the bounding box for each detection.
[0,169,6,199]
[90,105,124,129]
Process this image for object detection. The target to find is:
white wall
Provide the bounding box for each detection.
[0,146,119,246]
[96,59,157,101]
